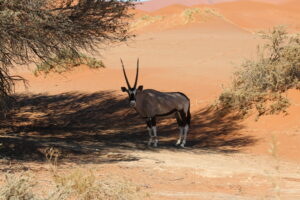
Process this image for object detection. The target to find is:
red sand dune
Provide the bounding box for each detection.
[211,0,300,31]
[136,0,238,11]
[250,0,293,4]
[136,0,292,11]
[281,0,300,12]
[152,4,188,15]
[129,8,149,18]
[132,0,300,33]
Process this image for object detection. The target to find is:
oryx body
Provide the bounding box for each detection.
[121,59,191,147]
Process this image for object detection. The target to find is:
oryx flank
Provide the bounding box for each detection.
[120,59,191,147]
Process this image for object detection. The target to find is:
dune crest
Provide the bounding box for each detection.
[136,0,292,11]
[132,0,300,33]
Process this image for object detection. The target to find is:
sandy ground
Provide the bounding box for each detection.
[1,2,300,200]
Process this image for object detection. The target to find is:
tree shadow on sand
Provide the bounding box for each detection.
[0,91,257,165]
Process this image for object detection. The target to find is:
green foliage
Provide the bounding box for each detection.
[217,26,300,118]
[34,50,105,76]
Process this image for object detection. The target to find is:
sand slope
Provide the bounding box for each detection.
[136,0,235,11]
[137,0,293,11]
[132,0,300,32]
[212,0,300,31]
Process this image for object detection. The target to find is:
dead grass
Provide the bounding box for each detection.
[181,7,224,24]
[130,7,225,30]
[0,173,38,200]
[53,168,145,200]
[0,168,146,200]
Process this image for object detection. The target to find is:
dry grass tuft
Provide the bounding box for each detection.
[0,173,38,200]
[181,7,223,24]
[53,168,145,200]
[0,169,146,200]
[43,147,61,167]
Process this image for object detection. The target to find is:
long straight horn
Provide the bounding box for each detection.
[120,58,131,88]
[133,58,139,89]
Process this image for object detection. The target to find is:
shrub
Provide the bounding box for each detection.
[217,26,300,118]
[0,173,38,200]
[181,8,223,24]
[53,169,144,200]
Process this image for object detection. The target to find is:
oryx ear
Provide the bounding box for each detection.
[137,85,143,91]
[121,87,127,92]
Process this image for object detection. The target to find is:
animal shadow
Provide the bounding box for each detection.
[0,91,257,163]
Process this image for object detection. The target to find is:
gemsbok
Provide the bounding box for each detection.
[120,59,191,147]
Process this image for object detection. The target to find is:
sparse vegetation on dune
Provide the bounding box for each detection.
[181,7,224,24]
[130,14,164,30]
[34,50,105,76]
[130,7,225,31]
[217,26,300,118]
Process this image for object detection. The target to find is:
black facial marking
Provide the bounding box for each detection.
[127,89,136,102]
[121,87,127,92]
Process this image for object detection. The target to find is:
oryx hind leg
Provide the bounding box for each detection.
[175,111,184,146]
[181,107,191,148]
[176,109,190,148]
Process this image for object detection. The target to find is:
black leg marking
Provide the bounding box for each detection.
[151,117,156,126]
[179,110,187,126]
[175,112,183,126]
[146,117,157,147]
[146,119,152,128]
[146,117,156,128]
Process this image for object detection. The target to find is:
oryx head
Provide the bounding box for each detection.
[120,58,143,107]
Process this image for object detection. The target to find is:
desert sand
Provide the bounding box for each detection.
[2,0,300,199]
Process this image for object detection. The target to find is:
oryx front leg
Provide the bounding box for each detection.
[147,127,153,146]
[146,117,158,147]
[152,126,158,147]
